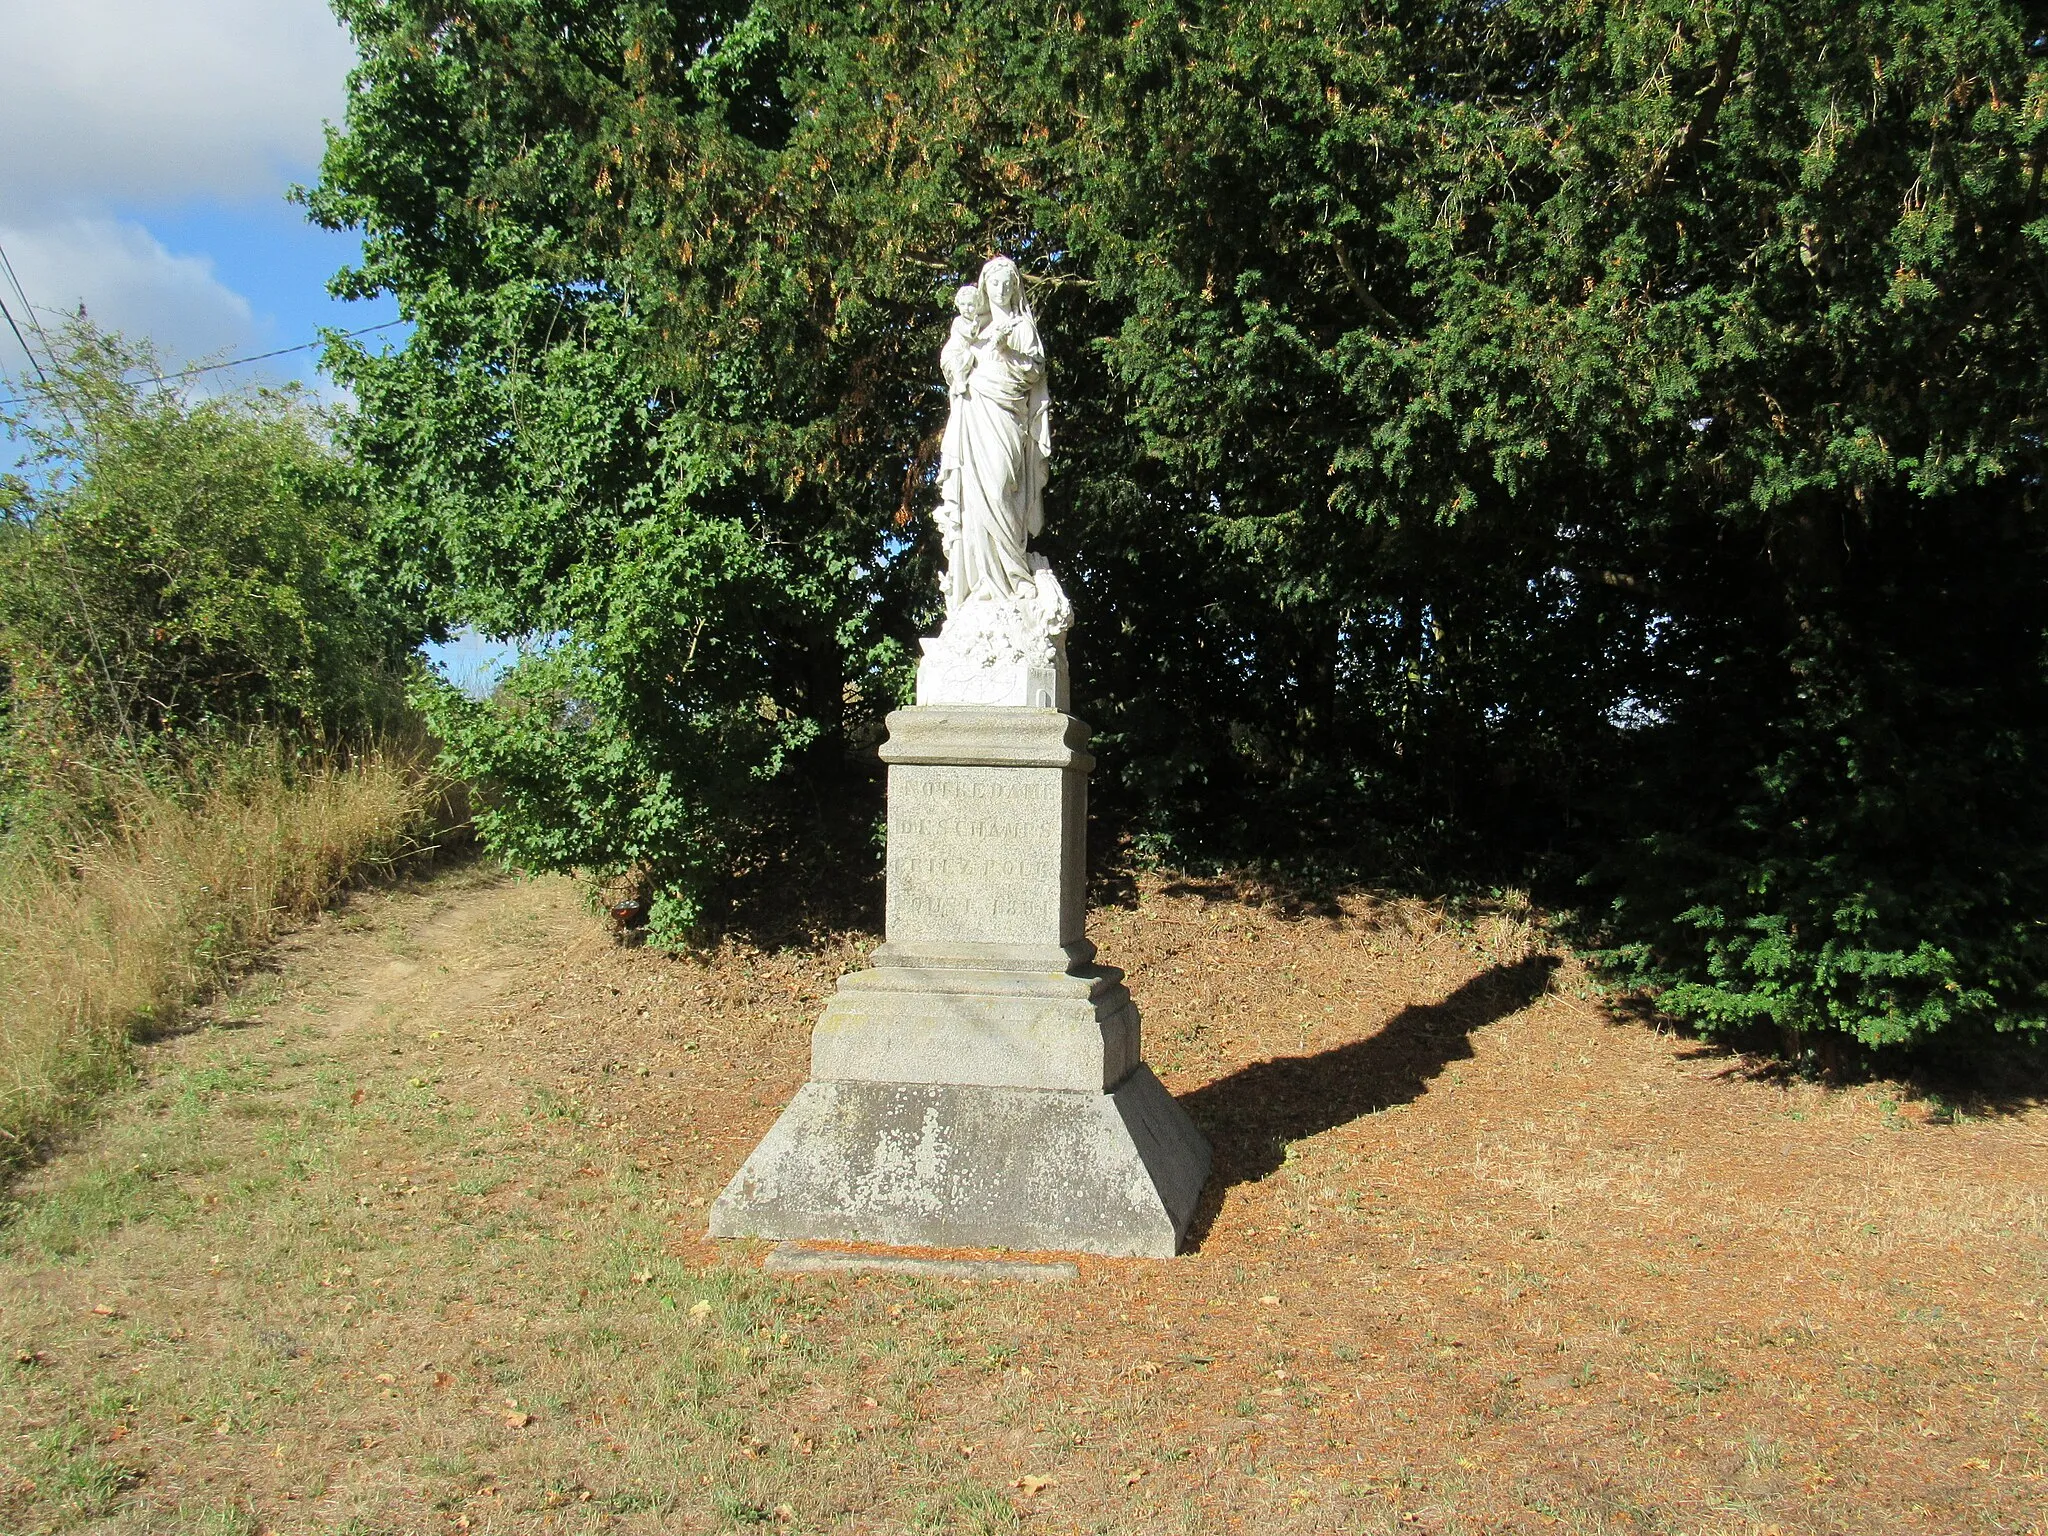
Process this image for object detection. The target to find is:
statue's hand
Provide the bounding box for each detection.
[998,317,1044,371]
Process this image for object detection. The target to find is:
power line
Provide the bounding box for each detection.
[142,320,409,382]
[0,237,56,374]
[0,290,52,391]
[0,319,408,410]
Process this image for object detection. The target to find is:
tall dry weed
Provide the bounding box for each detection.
[0,746,448,1172]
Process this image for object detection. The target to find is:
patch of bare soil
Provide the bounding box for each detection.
[2,860,2044,1535]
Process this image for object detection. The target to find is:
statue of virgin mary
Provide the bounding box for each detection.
[919,255,1072,709]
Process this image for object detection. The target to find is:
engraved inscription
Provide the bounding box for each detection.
[886,764,1075,944]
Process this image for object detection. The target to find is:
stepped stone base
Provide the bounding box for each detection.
[813,963,1140,1092]
[709,706,1211,1259]
[707,1068,1209,1258]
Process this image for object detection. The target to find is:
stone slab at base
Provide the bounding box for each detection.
[712,706,1211,1259]
[764,1245,1078,1283]
[813,965,1140,1092]
[708,1067,1210,1259]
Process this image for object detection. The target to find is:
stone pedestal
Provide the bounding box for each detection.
[710,707,1210,1258]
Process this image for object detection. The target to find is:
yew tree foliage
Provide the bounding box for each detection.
[313,0,2048,1049]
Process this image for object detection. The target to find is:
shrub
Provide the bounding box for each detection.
[0,320,418,757]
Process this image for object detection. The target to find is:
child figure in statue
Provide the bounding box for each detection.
[942,282,984,396]
[934,283,986,615]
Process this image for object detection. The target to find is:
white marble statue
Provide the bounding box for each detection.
[917,255,1073,709]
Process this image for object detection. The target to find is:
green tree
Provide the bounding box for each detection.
[311,0,2048,1055]
[1,322,420,762]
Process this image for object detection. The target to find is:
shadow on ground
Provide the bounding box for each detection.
[1178,954,1559,1248]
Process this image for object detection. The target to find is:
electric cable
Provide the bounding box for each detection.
[0,319,406,410]
[0,290,53,391]
[0,236,57,372]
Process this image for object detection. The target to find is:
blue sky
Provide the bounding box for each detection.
[0,1,398,401]
[0,0,510,688]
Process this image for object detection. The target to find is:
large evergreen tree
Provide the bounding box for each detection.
[312,0,2048,1052]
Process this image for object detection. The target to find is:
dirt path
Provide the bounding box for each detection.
[2,861,2044,1535]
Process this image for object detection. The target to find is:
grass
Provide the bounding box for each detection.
[0,740,450,1176]
[0,864,2043,1533]
[0,875,1030,1531]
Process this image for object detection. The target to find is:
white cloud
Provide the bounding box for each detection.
[0,217,254,376]
[0,0,355,217]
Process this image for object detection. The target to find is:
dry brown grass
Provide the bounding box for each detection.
[2,863,2044,1534]
[0,745,448,1171]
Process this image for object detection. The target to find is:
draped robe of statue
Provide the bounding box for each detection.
[952,292,1049,606]
[918,256,1069,709]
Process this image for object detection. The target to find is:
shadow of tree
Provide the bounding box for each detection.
[1153,873,1345,921]
[1178,954,1559,1245]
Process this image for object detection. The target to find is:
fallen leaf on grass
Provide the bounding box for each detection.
[632,1270,654,1285]
[1259,1295,1280,1306]
[1011,1475,1054,1497]
[688,1299,713,1319]
[504,1412,533,1429]
[92,1304,119,1317]
[1122,1469,1144,1486]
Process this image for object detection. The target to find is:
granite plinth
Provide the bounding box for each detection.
[814,965,1139,1092]
[709,1069,1207,1257]
[764,1245,1078,1282]
[710,707,1210,1258]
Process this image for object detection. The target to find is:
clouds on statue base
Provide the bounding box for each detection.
[915,565,1073,712]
